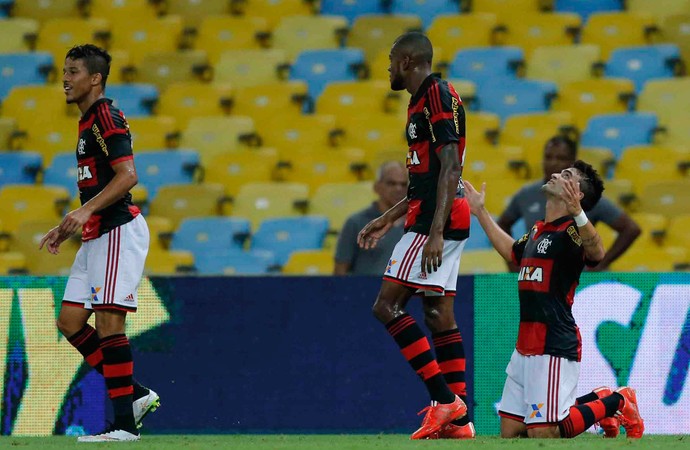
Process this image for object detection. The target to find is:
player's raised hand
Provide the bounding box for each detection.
[561,177,584,216]
[357,216,393,250]
[463,180,486,215]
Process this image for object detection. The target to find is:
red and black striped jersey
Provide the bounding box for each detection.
[511,216,597,362]
[404,73,469,240]
[76,98,140,241]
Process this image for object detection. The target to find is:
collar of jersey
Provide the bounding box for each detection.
[410,73,442,105]
[533,216,572,239]
[80,97,113,122]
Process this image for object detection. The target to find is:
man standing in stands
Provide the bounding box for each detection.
[40,44,158,442]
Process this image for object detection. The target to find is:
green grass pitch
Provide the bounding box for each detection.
[2,434,687,449]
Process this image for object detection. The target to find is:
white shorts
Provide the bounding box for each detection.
[498,349,580,428]
[63,215,149,312]
[383,231,466,297]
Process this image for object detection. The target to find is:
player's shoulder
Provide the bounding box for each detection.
[95,99,129,134]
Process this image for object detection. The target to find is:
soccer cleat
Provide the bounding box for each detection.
[133,387,161,428]
[615,387,644,439]
[593,386,620,438]
[437,422,476,439]
[410,395,467,440]
[77,428,140,442]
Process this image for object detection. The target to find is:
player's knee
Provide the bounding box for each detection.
[423,307,455,333]
[527,426,560,439]
[56,317,79,338]
[372,297,393,323]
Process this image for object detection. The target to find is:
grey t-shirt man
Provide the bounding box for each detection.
[503,179,623,233]
[335,202,405,275]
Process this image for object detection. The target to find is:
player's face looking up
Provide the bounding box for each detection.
[543,167,583,197]
[542,140,574,181]
[63,58,99,105]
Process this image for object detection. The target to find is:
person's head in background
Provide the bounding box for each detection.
[374,161,408,211]
[542,135,578,183]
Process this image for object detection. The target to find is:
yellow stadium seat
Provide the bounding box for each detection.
[238,0,315,29]
[526,44,600,87]
[630,212,668,240]
[470,0,543,16]
[107,49,130,84]
[459,249,508,274]
[581,12,658,60]
[316,80,393,117]
[336,113,406,152]
[466,111,500,147]
[463,144,528,182]
[156,82,232,129]
[427,13,499,61]
[659,115,690,149]
[627,0,690,23]
[363,148,406,174]
[471,177,525,216]
[662,14,690,66]
[231,81,308,124]
[149,183,225,227]
[309,182,375,233]
[87,0,159,24]
[21,116,76,165]
[595,221,617,248]
[501,13,581,58]
[195,16,268,62]
[579,146,615,179]
[11,0,83,22]
[279,153,360,190]
[36,18,110,66]
[610,243,686,272]
[552,78,635,130]
[213,49,288,87]
[0,18,39,53]
[110,16,183,65]
[448,79,477,109]
[145,248,195,275]
[636,180,690,218]
[272,16,348,61]
[0,118,16,149]
[9,220,79,275]
[500,111,574,175]
[181,115,258,165]
[0,252,26,275]
[127,116,179,150]
[614,145,687,194]
[637,78,690,125]
[145,215,174,251]
[135,50,209,90]
[1,85,73,130]
[230,182,309,229]
[282,249,334,275]
[348,15,422,63]
[601,178,634,209]
[204,147,279,197]
[0,186,69,234]
[256,114,337,152]
[165,0,232,27]
[664,214,690,251]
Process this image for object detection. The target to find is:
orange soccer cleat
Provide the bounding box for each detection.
[593,386,620,438]
[437,421,476,439]
[410,395,467,440]
[615,387,644,439]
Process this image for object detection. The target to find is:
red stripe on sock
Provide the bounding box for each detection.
[85,349,103,367]
[562,407,585,437]
[438,359,466,373]
[589,399,607,421]
[401,336,433,361]
[448,381,467,396]
[387,316,415,336]
[103,361,134,378]
[432,335,463,347]
[108,386,134,399]
[416,360,441,381]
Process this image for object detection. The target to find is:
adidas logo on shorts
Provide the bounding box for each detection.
[124,293,134,302]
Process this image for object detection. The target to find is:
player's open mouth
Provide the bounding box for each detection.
[64,85,72,93]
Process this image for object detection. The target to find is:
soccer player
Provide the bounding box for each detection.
[464,161,644,439]
[357,32,474,440]
[39,44,158,442]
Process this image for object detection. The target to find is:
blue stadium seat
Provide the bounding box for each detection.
[194,248,275,275]
[320,0,385,23]
[0,0,10,17]
[171,217,251,256]
[135,150,199,198]
[466,215,491,250]
[43,152,78,197]
[554,0,622,21]
[605,45,680,92]
[0,151,42,187]
[390,0,459,29]
[251,216,329,266]
[289,49,365,99]
[106,83,159,117]
[580,113,658,159]
[476,79,557,122]
[0,52,54,100]
[448,47,524,88]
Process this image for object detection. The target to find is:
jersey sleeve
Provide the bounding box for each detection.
[97,103,132,165]
[428,81,466,152]
[511,231,530,265]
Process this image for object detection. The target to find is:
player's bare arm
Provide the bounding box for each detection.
[357,197,408,250]
[464,181,515,262]
[58,159,138,236]
[561,178,605,262]
[422,143,461,273]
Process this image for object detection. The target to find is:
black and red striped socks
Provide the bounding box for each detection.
[433,328,470,426]
[100,333,136,433]
[385,314,455,404]
[559,393,623,438]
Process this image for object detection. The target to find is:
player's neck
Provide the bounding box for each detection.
[78,91,105,116]
[544,198,569,223]
[406,67,433,96]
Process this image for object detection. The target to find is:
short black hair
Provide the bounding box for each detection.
[546,135,578,160]
[392,31,433,65]
[66,44,111,89]
[573,160,604,212]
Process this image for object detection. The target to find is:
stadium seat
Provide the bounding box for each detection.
[658,115,690,148]
[0,151,42,187]
[601,177,633,208]
[127,116,179,150]
[195,16,268,62]
[0,252,26,275]
[9,220,79,275]
[664,214,690,251]
[238,0,315,29]
[134,50,209,90]
[627,0,690,23]
[427,13,499,60]
[347,15,422,63]
[500,13,581,58]
[180,116,258,165]
[637,78,690,124]
[88,0,159,24]
[11,0,83,23]
[463,144,527,182]
[636,180,690,218]
[36,18,109,66]
[106,84,158,117]
[551,78,635,130]
[282,249,334,275]
[554,0,622,21]
[1,85,74,130]
[272,16,348,62]
[579,146,616,179]
[662,14,690,65]
[476,79,557,122]
[164,0,232,27]
[475,177,525,216]
[255,114,337,152]
[0,18,39,53]
[389,0,458,29]
[0,52,54,100]
[526,44,601,87]
[107,50,131,84]
[149,183,226,227]
[135,150,200,199]
[580,113,658,159]
[0,185,69,234]
[251,216,329,266]
[316,80,392,117]
[320,0,385,23]
[109,16,183,65]
[230,182,309,229]
[145,215,174,251]
[581,12,658,60]
[21,116,79,166]
[0,117,16,149]
[193,249,275,275]
[231,81,308,124]
[289,49,365,99]
[279,153,360,190]
[171,217,251,256]
[472,0,543,16]
[466,111,500,146]
[465,215,492,250]
[609,244,687,272]
[213,49,288,88]
[605,45,680,92]
[309,181,375,232]
[630,212,668,240]
[204,148,279,197]
[458,249,507,274]
[614,145,686,193]
[157,82,232,128]
[145,248,195,275]
[335,113,406,152]
[448,47,524,87]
